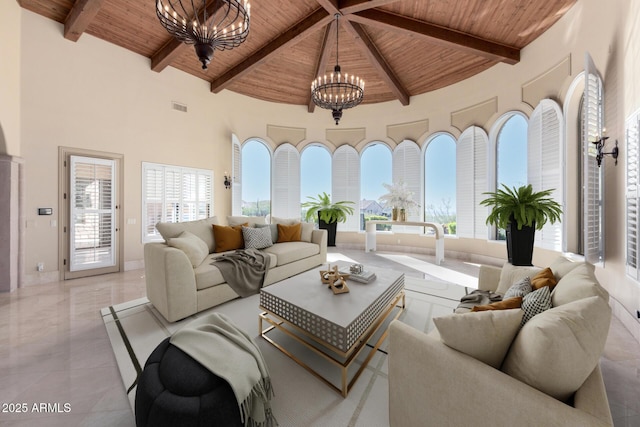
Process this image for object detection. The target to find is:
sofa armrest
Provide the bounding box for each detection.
[388,320,612,427]
[477,264,502,292]
[574,364,614,425]
[144,243,198,322]
[311,229,328,263]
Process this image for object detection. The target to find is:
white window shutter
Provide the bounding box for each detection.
[626,112,640,279]
[143,164,165,241]
[456,127,488,239]
[583,53,604,264]
[272,144,301,219]
[333,145,361,232]
[528,99,564,251]
[232,135,242,215]
[392,140,422,233]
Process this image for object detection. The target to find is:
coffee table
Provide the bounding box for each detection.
[259,261,405,397]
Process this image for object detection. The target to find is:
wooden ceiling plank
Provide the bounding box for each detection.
[348,9,520,65]
[339,0,400,15]
[343,21,409,106]
[307,21,337,112]
[211,9,332,93]
[64,0,106,42]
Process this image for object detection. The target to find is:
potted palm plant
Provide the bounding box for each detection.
[302,192,355,246]
[480,184,562,266]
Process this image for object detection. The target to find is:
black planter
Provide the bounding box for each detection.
[505,221,536,266]
[318,215,338,247]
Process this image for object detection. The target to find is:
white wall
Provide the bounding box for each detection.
[16,0,640,338]
[0,0,21,156]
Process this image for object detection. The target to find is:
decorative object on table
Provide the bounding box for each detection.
[340,267,377,284]
[302,192,355,246]
[350,263,364,274]
[378,180,419,221]
[310,13,364,125]
[480,184,562,266]
[319,264,350,294]
[155,0,250,70]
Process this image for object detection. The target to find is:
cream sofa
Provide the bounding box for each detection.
[389,257,613,427]
[144,216,327,322]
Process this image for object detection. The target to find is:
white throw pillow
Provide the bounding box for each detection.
[227,215,267,227]
[501,296,611,402]
[167,231,209,267]
[549,256,589,281]
[496,262,542,295]
[156,217,218,253]
[433,309,524,369]
[551,262,609,307]
[242,226,273,250]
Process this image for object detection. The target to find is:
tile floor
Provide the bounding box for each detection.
[0,248,638,426]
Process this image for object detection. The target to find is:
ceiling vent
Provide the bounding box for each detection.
[171,101,187,113]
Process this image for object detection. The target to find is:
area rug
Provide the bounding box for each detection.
[101,276,468,427]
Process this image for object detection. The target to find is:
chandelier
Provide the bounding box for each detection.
[156,0,250,70]
[311,14,364,125]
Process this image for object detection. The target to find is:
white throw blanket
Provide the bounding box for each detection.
[170,313,277,427]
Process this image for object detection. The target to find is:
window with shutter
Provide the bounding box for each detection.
[456,127,489,239]
[333,145,361,231]
[301,145,332,221]
[142,162,213,242]
[272,143,300,219]
[232,134,242,215]
[528,100,564,251]
[361,143,392,231]
[393,140,422,232]
[241,139,271,216]
[424,134,457,235]
[626,111,640,279]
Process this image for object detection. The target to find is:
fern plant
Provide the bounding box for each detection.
[480,184,562,230]
[302,192,355,224]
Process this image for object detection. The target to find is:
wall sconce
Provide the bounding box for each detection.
[592,135,619,167]
[223,172,232,189]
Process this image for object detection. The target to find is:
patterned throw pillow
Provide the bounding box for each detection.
[242,226,273,250]
[503,277,533,299]
[520,286,552,326]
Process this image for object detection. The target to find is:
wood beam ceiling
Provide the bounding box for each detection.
[308,21,338,113]
[64,0,106,42]
[338,0,401,15]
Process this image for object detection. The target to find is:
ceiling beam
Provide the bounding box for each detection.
[343,21,410,106]
[151,38,188,72]
[308,21,337,112]
[315,0,340,15]
[339,0,400,15]
[64,0,106,42]
[348,9,520,65]
[211,9,332,94]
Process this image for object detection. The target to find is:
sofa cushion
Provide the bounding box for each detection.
[501,296,611,402]
[434,309,524,369]
[496,263,542,295]
[167,231,209,268]
[242,226,273,250]
[551,262,609,307]
[262,241,319,266]
[194,253,277,291]
[156,217,219,253]
[520,286,552,325]
[213,224,246,253]
[277,223,301,243]
[271,217,313,242]
[255,224,278,243]
[227,215,266,227]
[471,297,523,312]
[549,256,589,280]
[530,267,558,291]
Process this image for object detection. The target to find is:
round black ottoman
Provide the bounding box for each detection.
[135,337,242,427]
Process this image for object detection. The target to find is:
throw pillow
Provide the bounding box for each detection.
[242,226,273,250]
[434,309,524,369]
[496,262,542,295]
[167,231,209,268]
[212,223,247,252]
[156,217,218,253]
[270,217,313,242]
[471,297,523,312]
[530,267,558,291]
[551,262,609,307]
[501,296,612,402]
[549,256,589,280]
[227,215,266,227]
[503,276,533,299]
[255,223,278,243]
[277,223,301,243]
[520,286,552,326]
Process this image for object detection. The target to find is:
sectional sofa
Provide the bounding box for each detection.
[144,216,327,322]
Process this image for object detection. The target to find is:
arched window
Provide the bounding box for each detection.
[424,134,456,235]
[241,139,271,216]
[497,114,528,190]
[361,143,392,230]
[301,144,331,219]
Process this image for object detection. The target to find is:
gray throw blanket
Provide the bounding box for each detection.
[170,313,278,427]
[212,249,270,297]
[456,289,502,311]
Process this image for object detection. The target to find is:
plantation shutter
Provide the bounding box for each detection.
[272,143,300,219]
[583,53,604,264]
[393,140,422,233]
[69,156,116,271]
[142,162,213,242]
[456,127,488,239]
[528,99,564,251]
[333,145,360,232]
[231,134,242,215]
[626,111,640,279]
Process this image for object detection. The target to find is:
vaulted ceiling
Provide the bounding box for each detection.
[18,0,577,111]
